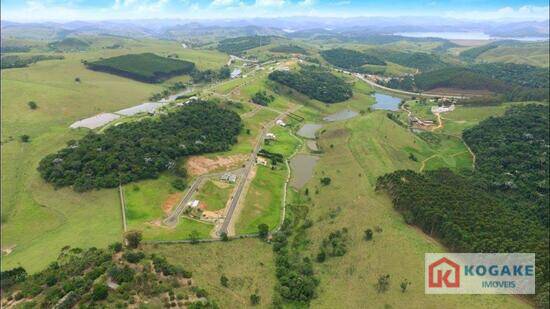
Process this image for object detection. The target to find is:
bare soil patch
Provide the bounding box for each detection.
[186,154,247,176]
[162,193,183,215]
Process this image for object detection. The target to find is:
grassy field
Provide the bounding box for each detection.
[299,111,529,308]
[145,238,276,308]
[1,38,229,272]
[235,165,287,235]
[476,42,549,67]
[262,126,302,157]
[195,180,234,211]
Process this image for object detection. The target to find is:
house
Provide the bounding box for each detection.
[230,69,242,79]
[220,173,237,183]
[187,200,199,208]
[431,104,456,114]
[276,119,286,127]
[256,157,268,166]
[265,133,276,140]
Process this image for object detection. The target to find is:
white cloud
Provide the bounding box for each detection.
[298,0,315,7]
[443,5,549,21]
[211,0,236,7]
[255,0,285,7]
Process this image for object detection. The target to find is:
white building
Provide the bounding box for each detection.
[276,119,286,127]
[266,133,276,140]
[188,200,199,208]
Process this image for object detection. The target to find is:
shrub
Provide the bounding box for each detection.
[171,178,186,191]
[27,101,38,109]
[364,229,373,241]
[92,284,109,301]
[124,231,142,249]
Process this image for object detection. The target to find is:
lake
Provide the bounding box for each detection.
[290,154,320,189]
[297,123,323,139]
[323,109,359,122]
[372,93,402,111]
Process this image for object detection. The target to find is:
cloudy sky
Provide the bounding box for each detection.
[2,0,549,22]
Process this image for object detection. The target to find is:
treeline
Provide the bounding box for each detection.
[269,45,308,55]
[1,54,64,69]
[320,48,386,71]
[458,41,517,61]
[0,242,217,308]
[462,104,549,225]
[38,101,242,191]
[382,51,448,72]
[85,53,196,83]
[469,63,549,89]
[217,35,274,55]
[383,64,549,102]
[376,169,549,307]
[268,65,353,103]
[1,45,31,53]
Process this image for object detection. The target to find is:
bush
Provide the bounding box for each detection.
[320,177,331,186]
[27,101,38,109]
[250,293,261,305]
[220,275,229,287]
[123,251,145,263]
[20,135,30,143]
[258,224,269,240]
[171,178,186,191]
[124,231,142,249]
[92,284,109,301]
[364,229,373,241]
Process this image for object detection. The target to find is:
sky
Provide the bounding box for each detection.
[1,0,549,22]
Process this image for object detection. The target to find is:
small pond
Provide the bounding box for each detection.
[323,109,359,122]
[297,123,323,139]
[290,154,320,189]
[372,93,402,111]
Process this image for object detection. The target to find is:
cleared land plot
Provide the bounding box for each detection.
[145,238,276,308]
[195,180,233,211]
[262,126,302,157]
[69,112,120,129]
[235,165,286,235]
[86,53,195,83]
[124,174,213,241]
[115,102,168,116]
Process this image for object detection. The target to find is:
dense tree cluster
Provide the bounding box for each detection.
[1,54,64,69]
[384,65,549,102]
[191,65,230,83]
[320,48,386,71]
[268,65,353,103]
[463,104,549,225]
[86,53,196,83]
[217,35,274,55]
[272,217,319,305]
[251,90,275,106]
[316,228,349,262]
[269,45,308,54]
[469,63,549,89]
[377,105,549,307]
[0,245,214,308]
[38,101,242,191]
[386,51,447,71]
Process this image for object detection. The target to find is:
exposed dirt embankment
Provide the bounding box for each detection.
[185,154,248,176]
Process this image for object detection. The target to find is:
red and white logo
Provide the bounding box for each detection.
[428,257,460,288]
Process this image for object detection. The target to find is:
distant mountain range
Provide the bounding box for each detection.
[1,17,548,41]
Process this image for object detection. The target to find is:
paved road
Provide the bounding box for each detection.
[354,73,468,99]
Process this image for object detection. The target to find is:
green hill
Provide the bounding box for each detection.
[48,37,90,52]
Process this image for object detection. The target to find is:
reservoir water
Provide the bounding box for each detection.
[290,154,320,189]
[297,123,323,139]
[372,93,402,111]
